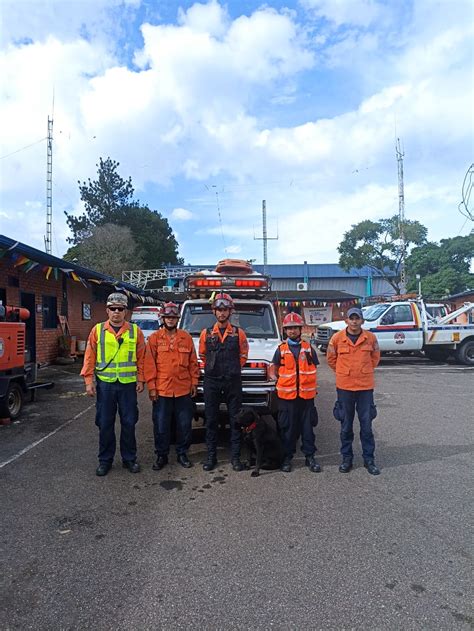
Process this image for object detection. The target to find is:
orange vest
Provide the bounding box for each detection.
[276,340,317,400]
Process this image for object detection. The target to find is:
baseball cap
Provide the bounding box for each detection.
[347,307,364,319]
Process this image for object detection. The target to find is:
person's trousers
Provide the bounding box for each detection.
[152,394,194,456]
[277,397,317,460]
[95,379,138,464]
[203,376,242,459]
[337,388,375,461]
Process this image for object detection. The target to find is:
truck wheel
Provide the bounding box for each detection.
[424,348,449,362]
[455,339,474,366]
[7,382,24,419]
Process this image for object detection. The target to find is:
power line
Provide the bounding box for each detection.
[0,137,47,160]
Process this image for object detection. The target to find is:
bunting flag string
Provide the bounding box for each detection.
[273,299,358,307]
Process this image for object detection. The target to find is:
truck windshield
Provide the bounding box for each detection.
[363,304,390,321]
[132,319,160,331]
[180,304,278,338]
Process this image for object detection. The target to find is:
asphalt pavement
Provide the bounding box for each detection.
[1,355,472,630]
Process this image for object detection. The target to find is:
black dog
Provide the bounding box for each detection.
[235,407,284,477]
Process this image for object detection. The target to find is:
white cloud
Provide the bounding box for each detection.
[171,207,194,221]
[0,0,472,264]
[225,245,242,254]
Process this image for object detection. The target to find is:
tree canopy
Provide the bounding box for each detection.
[406,234,474,297]
[338,215,428,293]
[64,157,182,273]
[63,224,145,279]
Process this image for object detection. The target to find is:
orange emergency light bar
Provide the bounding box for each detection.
[191,279,223,288]
[235,279,266,288]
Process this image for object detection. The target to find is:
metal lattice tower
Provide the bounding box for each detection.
[45,116,53,254]
[396,138,406,294]
[254,200,278,275]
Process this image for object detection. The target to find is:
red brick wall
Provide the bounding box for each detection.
[0,258,110,364]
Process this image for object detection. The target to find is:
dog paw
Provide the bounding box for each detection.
[251,470,260,477]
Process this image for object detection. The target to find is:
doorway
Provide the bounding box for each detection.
[20,292,36,362]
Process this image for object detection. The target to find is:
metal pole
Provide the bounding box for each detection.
[45,116,53,254]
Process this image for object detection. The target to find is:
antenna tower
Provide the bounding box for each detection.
[396,138,406,293]
[45,116,53,254]
[254,200,278,275]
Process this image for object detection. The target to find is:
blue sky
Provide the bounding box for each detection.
[0,0,472,268]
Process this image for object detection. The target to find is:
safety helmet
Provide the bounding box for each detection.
[162,302,180,318]
[106,292,128,308]
[212,292,234,310]
[282,312,304,328]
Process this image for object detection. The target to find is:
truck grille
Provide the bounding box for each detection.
[316,328,332,343]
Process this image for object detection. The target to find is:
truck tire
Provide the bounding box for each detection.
[424,348,449,362]
[7,382,24,419]
[455,339,474,366]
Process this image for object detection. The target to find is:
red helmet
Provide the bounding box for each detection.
[282,312,304,328]
[162,302,180,317]
[212,292,234,310]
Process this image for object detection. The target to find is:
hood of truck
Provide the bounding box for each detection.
[191,336,279,362]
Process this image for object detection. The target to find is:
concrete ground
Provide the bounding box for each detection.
[0,355,472,630]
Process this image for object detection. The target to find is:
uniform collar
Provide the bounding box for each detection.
[105,320,131,335]
[343,328,367,346]
[212,321,232,335]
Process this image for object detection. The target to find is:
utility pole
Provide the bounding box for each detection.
[396,138,406,294]
[45,116,53,254]
[254,200,278,275]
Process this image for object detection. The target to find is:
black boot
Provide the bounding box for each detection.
[152,455,168,471]
[339,459,353,473]
[231,458,244,472]
[364,460,380,475]
[305,455,321,473]
[280,457,292,473]
[203,454,217,471]
[177,453,192,468]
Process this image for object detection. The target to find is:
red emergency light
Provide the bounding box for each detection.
[235,279,267,288]
[190,279,223,288]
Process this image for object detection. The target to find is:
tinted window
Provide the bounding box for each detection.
[180,304,278,338]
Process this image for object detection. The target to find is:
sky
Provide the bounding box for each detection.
[0,0,473,268]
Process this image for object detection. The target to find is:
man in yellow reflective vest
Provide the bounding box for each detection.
[81,292,146,476]
[272,312,321,473]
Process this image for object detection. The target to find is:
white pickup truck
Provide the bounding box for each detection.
[178,264,281,417]
[316,300,474,365]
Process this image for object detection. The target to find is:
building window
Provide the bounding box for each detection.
[42,295,58,329]
[8,275,20,288]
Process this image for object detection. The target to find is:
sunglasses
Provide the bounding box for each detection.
[108,306,125,312]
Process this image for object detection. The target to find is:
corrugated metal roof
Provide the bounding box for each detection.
[253,263,393,278]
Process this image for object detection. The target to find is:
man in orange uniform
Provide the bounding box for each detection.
[81,292,146,476]
[327,307,381,475]
[273,312,321,473]
[199,293,249,472]
[144,302,199,470]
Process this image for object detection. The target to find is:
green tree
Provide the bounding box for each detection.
[338,215,428,293]
[65,157,182,267]
[406,234,474,297]
[64,224,145,278]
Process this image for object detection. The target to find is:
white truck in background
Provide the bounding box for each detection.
[178,261,281,417]
[130,306,162,341]
[316,299,474,365]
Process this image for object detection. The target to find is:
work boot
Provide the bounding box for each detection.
[231,458,244,472]
[203,455,217,471]
[122,461,141,473]
[152,455,168,471]
[364,460,381,476]
[96,463,111,477]
[280,458,292,473]
[339,459,353,474]
[305,455,321,473]
[177,453,192,468]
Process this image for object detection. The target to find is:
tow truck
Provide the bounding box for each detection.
[0,304,54,420]
[316,298,474,365]
[178,260,281,417]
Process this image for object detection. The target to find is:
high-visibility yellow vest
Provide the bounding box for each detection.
[95,323,138,383]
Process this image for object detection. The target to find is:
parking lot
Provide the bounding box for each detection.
[1,356,472,630]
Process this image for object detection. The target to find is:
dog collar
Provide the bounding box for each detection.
[243,420,257,433]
